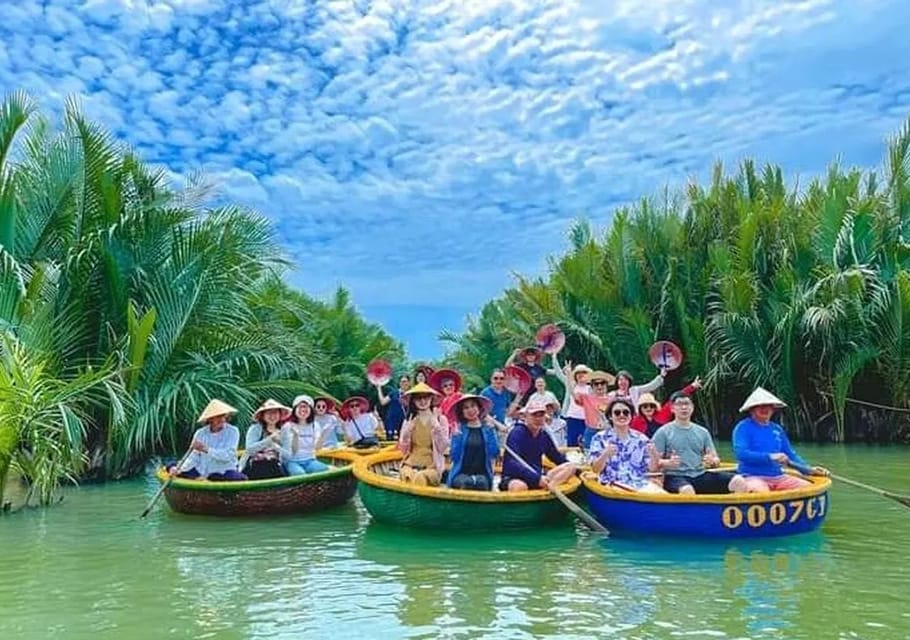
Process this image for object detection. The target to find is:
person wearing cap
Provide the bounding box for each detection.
[281,395,331,475]
[500,399,577,492]
[544,399,567,448]
[575,370,615,450]
[429,368,463,433]
[398,382,450,486]
[632,377,703,438]
[240,399,291,479]
[588,398,664,493]
[313,397,345,449]
[170,399,246,481]
[553,359,593,450]
[342,396,380,448]
[733,388,829,491]
[606,368,666,407]
[480,369,518,423]
[376,374,410,440]
[652,391,746,494]
[447,395,501,491]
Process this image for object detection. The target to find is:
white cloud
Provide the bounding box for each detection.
[2,0,910,357]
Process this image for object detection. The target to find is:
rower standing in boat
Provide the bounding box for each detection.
[500,399,577,492]
[241,399,291,479]
[169,399,247,481]
[398,382,449,486]
[376,374,410,440]
[588,398,664,493]
[281,395,331,476]
[652,391,746,494]
[447,395,501,491]
[733,388,829,492]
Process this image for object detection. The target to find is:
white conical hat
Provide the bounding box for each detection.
[739,387,787,412]
[197,399,238,423]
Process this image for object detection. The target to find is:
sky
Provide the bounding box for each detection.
[2,1,910,360]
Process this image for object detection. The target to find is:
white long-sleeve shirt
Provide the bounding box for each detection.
[179,424,241,476]
[280,422,319,463]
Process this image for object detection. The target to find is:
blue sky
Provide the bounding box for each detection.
[2,1,910,359]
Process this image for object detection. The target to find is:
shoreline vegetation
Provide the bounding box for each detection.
[442,117,910,447]
[2,90,909,510]
[0,92,404,508]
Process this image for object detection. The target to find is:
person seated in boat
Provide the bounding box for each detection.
[376,374,410,440]
[652,391,746,494]
[544,399,567,448]
[588,398,664,493]
[429,368,463,433]
[733,388,829,492]
[527,376,560,411]
[280,395,331,475]
[480,369,518,424]
[169,399,247,481]
[573,370,614,451]
[606,368,666,406]
[240,399,291,480]
[342,396,381,448]
[505,346,548,382]
[500,399,577,492]
[447,395,501,491]
[632,377,702,438]
[313,397,345,449]
[398,382,449,486]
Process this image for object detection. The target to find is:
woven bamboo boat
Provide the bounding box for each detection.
[353,448,582,530]
[154,451,359,517]
[583,469,831,539]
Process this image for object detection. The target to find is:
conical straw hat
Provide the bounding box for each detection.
[253,398,292,421]
[197,399,238,423]
[403,382,441,397]
[739,387,787,412]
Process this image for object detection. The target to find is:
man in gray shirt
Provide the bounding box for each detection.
[653,392,746,494]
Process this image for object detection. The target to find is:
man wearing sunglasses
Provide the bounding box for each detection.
[652,392,747,494]
[480,369,519,423]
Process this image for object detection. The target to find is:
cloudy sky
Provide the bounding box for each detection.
[2,1,909,359]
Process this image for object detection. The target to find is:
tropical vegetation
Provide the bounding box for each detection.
[443,118,910,443]
[0,92,403,507]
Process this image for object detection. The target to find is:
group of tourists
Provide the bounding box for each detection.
[169,344,829,496]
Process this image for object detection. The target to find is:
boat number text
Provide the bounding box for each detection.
[721,495,827,529]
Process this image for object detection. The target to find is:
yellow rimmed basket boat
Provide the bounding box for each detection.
[353,448,582,531]
[583,468,832,539]
[154,450,360,517]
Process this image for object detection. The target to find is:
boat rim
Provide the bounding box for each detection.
[154,449,359,492]
[353,447,581,503]
[582,470,831,504]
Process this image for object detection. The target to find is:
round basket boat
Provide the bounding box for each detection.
[353,448,582,531]
[154,451,359,517]
[583,470,832,539]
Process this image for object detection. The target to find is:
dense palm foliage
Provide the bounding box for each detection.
[0,92,402,506]
[444,119,910,443]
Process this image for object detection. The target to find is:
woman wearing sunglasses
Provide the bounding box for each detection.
[588,398,665,493]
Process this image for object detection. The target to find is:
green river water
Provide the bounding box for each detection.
[1,444,908,640]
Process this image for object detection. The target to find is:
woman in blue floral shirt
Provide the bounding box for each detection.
[588,398,665,493]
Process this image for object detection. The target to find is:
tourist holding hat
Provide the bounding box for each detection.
[429,368,463,433]
[554,360,593,450]
[376,374,411,440]
[399,382,449,486]
[281,395,331,476]
[505,346,557,404]
[170,399,246,481]
[447,394,502,491]
[240,398,291,479]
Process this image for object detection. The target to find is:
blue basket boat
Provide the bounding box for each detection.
[582,471,831,539]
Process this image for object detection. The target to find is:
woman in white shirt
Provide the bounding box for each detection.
[241,399,290,479]
[281,395,331,475]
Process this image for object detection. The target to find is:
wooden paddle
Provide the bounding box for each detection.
[788,461,910,509]
[140,447,194,519]
[502,442,609,534]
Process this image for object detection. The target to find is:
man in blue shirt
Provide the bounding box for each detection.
[480,369,517,423]
[500,399,577,491]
